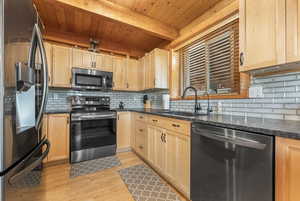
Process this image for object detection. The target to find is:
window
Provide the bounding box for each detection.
[179,19,239,95]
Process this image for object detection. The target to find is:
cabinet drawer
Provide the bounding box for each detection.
[136,121,147,134]
[164,120,190,135]
[148,115,162,126]
[135,132,147,157]
[135,113,147,122]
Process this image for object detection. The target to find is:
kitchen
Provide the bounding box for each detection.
[1,0,300,201]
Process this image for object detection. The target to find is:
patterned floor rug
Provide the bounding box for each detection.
[118,164,182,201]
[11,170,42,188]
[70,156,121,178]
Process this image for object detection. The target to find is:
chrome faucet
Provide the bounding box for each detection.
[182,86,201,114]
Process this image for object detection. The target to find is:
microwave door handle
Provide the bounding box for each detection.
[103,76,106,88]
[8,138,50,184]
[34,24,49,130]
[194,129,266,150]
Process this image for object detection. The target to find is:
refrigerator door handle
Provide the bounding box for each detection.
[8,138,50,184]
[29,23,49,130]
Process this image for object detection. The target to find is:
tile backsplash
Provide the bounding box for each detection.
[46,89,166,112]
[171,72,300,121]
[47,72,300,121]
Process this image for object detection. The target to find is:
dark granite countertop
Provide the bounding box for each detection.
[45,110,71,114]
[115,108,300,140]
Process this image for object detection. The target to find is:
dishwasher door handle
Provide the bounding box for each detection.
[195,130,266,150]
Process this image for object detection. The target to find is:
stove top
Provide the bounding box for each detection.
[71,96,111,113]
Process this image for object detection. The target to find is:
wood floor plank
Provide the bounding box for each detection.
[8,152,188,201]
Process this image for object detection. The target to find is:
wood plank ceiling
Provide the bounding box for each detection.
[34,0,222,58]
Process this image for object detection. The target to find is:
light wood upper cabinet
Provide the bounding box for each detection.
[144,48,169,89]
[139,57,146,90]
[127,58,140,91]
[286,0,300,63]
[46,114,70,163]
[154,49,169,88]
[44,42,53,86]
[72,48,94,68]
[239,0,285,71]
[276,137,300,201]
[52,45,72,87]
[96,54,113,72]
[113,56,127,90]
[117,112,131,151]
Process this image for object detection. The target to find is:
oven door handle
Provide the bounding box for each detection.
[72,114,116,121]
[194,129,266,150]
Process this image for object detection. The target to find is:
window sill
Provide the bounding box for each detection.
[171,91,249,101]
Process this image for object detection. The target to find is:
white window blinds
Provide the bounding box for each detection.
[180,19,239,94]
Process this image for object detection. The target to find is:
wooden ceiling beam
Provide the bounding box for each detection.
[43,29,146,58]
[54,0,179,41]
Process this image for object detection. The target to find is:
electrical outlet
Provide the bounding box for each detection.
[249,85,264,98]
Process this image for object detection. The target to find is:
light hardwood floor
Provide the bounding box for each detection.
[10,152,188,201]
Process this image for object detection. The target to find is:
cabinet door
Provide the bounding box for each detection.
[286,0,300,63]
[165,131,190,197]
[72,49,93,68]
[52,45,71,87]
[127,59,139,91]
[148,51,155,89]
[47,114,70,162]
[117,112,131,150]
[139,57,146,90]
[147,126,156,165]
[240,0,285,71]
[95,54,113,72]
[154,49,169,89]
[153,127,166,173]
[113,56,127,90]
[44,43,53,86]
[276,137,300,201]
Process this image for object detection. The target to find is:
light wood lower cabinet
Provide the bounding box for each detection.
[276,137,300,201]
[165,131,190,196]
[117,112,131,151]
[43,113,70,163]
[153,126,167,173]
[133,113,191,198]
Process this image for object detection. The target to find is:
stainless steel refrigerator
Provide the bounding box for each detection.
[0,0,50,200]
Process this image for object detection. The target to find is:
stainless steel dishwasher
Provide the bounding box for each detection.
[191,123,274,201]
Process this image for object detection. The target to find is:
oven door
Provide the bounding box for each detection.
[70,113,117,163]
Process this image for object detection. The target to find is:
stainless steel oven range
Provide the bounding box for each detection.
[70,96,116,163]
[72,67,113,91]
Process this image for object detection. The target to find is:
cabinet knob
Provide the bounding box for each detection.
[139,129,143,132]
[152,119,158,122]
[139,145,143,150]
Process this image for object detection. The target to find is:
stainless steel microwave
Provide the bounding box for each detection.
[72,67,113,90]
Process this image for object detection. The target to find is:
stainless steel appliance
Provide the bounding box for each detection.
[0,0,50,200]
[70,96,116,163]
[191,123,274,201]
[72,67,113,91]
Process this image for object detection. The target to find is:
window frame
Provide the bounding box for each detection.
[172,17,249,100]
